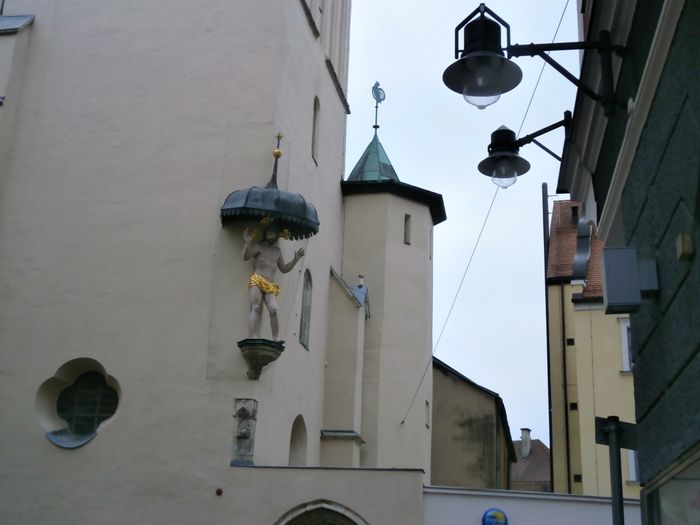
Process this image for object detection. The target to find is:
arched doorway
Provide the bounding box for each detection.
[275,500,368,525]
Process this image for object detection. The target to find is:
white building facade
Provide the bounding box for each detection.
[0,1,444,523]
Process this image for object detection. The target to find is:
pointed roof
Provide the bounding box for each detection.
[342,132,446,226]
[346,133,399,182]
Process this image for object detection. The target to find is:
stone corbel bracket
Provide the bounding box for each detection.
[237,338,284,379]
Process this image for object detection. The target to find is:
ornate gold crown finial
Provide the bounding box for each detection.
[273,133,284,158]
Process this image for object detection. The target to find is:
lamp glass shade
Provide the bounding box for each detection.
[491,159,518,188]
[463,91,500,109]
[478,151,531,187]
[443,52,523,98]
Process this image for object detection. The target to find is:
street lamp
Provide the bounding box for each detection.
[478,112,571,188]
[443,3,625,116]
[442,5,521,109]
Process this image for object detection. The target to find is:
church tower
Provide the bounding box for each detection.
[339,98,446,475]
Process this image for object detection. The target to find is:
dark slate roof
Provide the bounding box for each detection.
[511,439,552,484]
[346,133,399,182]
[341,179,446,225]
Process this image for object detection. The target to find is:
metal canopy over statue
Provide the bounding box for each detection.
[220,134,319,379]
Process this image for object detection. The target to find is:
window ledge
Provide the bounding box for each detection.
[0,15,35,35]
[46,429,96,449]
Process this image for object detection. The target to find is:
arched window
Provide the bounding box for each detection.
[289,415,308,467]
[287,508,357,525]
[299,270,312,349]
[275,499,368,525]
[311,97,320,164]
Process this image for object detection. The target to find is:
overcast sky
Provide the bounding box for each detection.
[345,0,581,445]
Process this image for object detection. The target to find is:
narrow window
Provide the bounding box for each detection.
[403,214,411,245]
[425,400,430,429]
[619,318,633,371]
[311,97,320,164]
[299,270,312,349]
[627,450,639,482]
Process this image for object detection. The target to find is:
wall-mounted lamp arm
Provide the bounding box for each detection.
[507,31,625,116]
[536,51,603,102]
[516,111,572,151]
[531,139,562,162]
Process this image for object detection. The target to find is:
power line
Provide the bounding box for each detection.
[432,186,500,354]
[399,0,573,425]
[517,0,572,137]
[400,186,499,424]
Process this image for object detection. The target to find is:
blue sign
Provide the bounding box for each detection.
[482,508,508,525]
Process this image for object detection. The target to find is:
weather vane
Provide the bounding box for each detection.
[372,81,386,132]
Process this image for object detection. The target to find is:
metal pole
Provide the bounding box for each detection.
[606,416,625,525]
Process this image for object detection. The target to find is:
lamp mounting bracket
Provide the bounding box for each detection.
[507,31,626,116]
[516,111,572,162]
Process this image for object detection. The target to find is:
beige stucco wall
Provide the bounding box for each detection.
[0,27,30,185]
[342,192,434,479]
[548,283,638,498]
[0,3,358,521]
[2,465,424,524]
[321,273,365,467]
[0,1,450,522]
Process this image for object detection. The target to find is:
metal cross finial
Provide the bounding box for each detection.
[372,82,386,132]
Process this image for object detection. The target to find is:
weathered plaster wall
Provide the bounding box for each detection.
[431,365,510,489]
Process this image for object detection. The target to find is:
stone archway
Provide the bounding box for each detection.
[275,499,368,525]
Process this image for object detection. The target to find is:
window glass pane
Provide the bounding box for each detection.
[56,371,118,436]
[648,455,700,524]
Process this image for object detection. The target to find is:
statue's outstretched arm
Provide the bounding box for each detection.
[278,247,304,273]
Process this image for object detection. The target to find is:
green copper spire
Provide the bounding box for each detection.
[346,133,399,182]
[346,82,399,182]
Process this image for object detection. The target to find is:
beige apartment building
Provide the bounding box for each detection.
[546,200,639,499]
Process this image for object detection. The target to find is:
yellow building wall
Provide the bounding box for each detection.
[548,283,582,494]
[548,283,639,498]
